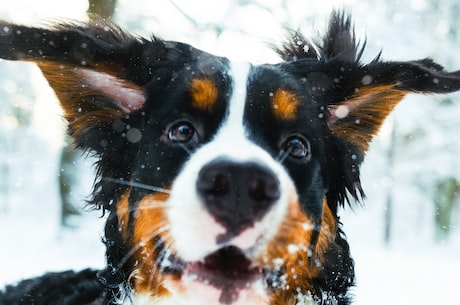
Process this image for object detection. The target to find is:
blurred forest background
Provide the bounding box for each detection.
[0,0,459,304]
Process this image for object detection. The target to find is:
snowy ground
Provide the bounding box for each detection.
[342,210,460,305]
[1,1,459,304]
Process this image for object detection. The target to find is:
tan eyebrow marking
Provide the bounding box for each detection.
[190,78,218,111]
[271,88,300,120]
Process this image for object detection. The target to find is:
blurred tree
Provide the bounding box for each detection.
[383,122,396,245]
[428,0,460,241]
[379,0,460,243]
[0,65,34,214]
[59,139,80,225]
[87,0,117,19]
[0,143,9,213]
[434,177,459,240]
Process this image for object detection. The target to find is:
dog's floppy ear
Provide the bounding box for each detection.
[322,58,460,211]
[280,11,460,151]
[0,19,174,145]
[325,59,460,152]
[279,11,460,209]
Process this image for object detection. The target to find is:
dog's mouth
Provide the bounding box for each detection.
[162,246,272,304]
[187,246,262,287]
[164,245,263,285]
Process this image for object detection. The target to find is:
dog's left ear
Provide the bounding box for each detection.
[0,19,189,148]
[0,20,149,139]
[325,59,460,151]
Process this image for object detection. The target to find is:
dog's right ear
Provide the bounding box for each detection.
[0,19,177,147]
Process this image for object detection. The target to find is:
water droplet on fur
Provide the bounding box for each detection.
[273,258,284,267]
[288,244,299,254]
[302,222,313,230]
[334,105,349,119]
[112,120,125,132]
[127,128,142,143]
[1,25,11,35]
[361,74,373,85]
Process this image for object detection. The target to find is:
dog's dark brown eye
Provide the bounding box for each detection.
[168,122,199,144]
[283,136,310,159]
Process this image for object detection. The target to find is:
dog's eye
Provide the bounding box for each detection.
[283,136,311,159]
[168,122,199,144]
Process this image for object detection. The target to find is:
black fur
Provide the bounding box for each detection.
[0,269,103,305]
[312,229,355,305]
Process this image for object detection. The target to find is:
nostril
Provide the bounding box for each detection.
[248,178,280,202]
[212,174,231,196]
[198,173,231,201]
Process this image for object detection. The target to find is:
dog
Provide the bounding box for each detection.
[1,10,460,305]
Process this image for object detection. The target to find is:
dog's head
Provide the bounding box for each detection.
[2,11,460,305]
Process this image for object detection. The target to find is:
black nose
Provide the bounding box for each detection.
[196,158,280,240]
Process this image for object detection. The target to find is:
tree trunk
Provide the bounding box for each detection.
[434,177,459,241]
[87,0,118,19]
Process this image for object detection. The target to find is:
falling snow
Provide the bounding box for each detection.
[361,75,373,86]
[333,105,349,119]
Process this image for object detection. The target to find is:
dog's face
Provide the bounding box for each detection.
[2,11,460,305]
[119,60,335,305]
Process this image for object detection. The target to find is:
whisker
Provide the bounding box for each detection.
[120,203,169,215]
[147,236,174,292]
[163,238,185,272]
[146,266,159,293]
[177,142,193,156]
[117,223,171,270]
[103,177,171,194]
[277,149,291,164]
